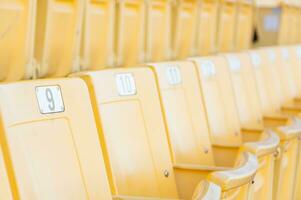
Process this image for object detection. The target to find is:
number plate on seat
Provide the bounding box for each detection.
[36,86,65,114]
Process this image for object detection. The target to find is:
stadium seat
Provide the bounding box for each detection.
[173,0,198,59]
[195,0,218,55]
[234,0,253,50]
[81,0,115,69]
[34,0,83,78]
[115,0,145,67]
[0,78,112,199]
[148,61,260,199]
[216,0,237,52]
[243,49,301,200]
[145,0,172,62]
[190,55,279,200]
[74,67,258,200]
[0,0,36,81]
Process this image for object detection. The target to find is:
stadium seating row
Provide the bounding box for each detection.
[1,0,301,83]
[0,45,301,200]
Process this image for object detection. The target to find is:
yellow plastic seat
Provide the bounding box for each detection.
[148,61,259,199]
[0,78,112,199]
[195,0,218,55]
[115,0,145,67]
[216,0,237,52]
[74,67,258,200]
[145,0,172,62]
[0,0,36,81]
[224,52,301,200]
[81,0,115,70]
[173,0,198,59]
[253,0,280,47]
[34,0,83,78]
[234,0,253,50]
[246,49,301,200]
[190,55,279,200]
[289,45,301,99]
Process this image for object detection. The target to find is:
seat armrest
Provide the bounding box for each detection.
[282,104,301,114]
[208,152,258,191]
[241,127,264,134]
[192,181,221,200]
[173,163,230,171]
[273,117,301,140]
[263,114,289,126]
[242,130,280,157]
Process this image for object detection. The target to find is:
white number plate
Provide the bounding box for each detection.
[201,60,216,77]
[116,73,137,96]
[250,52,261,68]
[36,86,65,114]
[166,65,182,85]
[226,56,241,72]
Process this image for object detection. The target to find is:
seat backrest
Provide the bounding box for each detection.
[148,61,215,166]
[216,0,237,52]
[248,49,281,115]
[173,0,198,59]
[195,0,218,55]
[115,0,145,67]
[0,0,36,81]
[81,0,115,70]
[145,0,172,62]
[273,46,298,104]
[234,0,253,50]
[0,78,112,199]
[35,0,83,78]
[77,68,179,198]
[289,45,301,95]
[190,56,242,147]
[224,53,263,129]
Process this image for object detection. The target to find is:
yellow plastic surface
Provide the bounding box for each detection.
[173,0,198,59]
[234,1,253,50]
[149,61,260,199]
[224,53,280,200]
[35,0,84,78]
[249,48,301,200]
[81,0,115,70]
[149,61,215,199]
[289,45,301,97]
[145,0,172,62]
[224,53,263,129]
[76,68,180,199]
[0,0,36,81]
[195,0,218,55]
[278,5,292,44]
[216,0,237,52]
[273,47,297,104]
[0,78,112,199]
[190,56,242,147]
[115,0,145,67]
[192,54,281,200]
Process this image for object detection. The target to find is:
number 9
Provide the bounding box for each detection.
[45,88,55,111]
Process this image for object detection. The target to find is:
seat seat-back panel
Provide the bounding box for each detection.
[81,68,179,198]
[35,0,83,78]
[225,53,263,129]
[149,61,215,166]
[0,78,111,199]
[191,56,242,147]
[0,0,36,81]
[81,0,115,69]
